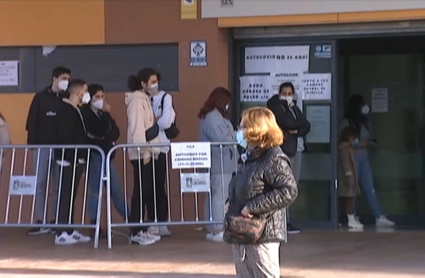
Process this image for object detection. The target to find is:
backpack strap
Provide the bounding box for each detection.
[160,92,168,116]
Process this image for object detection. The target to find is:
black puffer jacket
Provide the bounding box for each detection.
[224,147,298,244]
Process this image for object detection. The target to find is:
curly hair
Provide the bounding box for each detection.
[241,107,284,149]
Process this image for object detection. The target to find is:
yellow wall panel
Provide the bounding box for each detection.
[0,0,105,46]
[338,9,425,23]
[0,93,34,145]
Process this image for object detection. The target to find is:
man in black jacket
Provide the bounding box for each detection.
[25,66,71,236]
[267,82,310,234]
[54,78,91,245]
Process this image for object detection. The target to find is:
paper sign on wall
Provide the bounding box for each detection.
[305,105,331,143]
[245,46,310,74]
[301,73,331,100]
[0,61,19,86]
[239,75,272,102]
[371,88,388,113]
[270,72,303,95]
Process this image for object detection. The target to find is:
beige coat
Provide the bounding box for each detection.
[125,91,160,161]
[338,143,361,197]
[0,117,11,146]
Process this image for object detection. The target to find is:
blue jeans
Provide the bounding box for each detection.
[87,152,128,221]
[354,150,382,219]
[33,149,60,222]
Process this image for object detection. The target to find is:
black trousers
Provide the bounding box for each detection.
[129,154,169,235]
[56,164,84,235]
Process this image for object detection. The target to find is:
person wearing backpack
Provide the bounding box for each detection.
[137,68,178,237]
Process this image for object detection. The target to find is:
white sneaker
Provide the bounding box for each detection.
[146,231,161,242]
[71,231,91,243]
[55,232,78,245]
[376,216,395,227]
[147,226,160,235]
[348,217,364,229]
[130,232,156,246]
[206,231,224,242]
[159,226,171,237]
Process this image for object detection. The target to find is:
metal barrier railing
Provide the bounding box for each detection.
[105,142,239,249]
[0,144,105,248]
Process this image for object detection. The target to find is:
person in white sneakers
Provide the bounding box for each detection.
[137,68,176,237]
[53,79,92,245]
[338,127,363,229]
[198,87,239,242]
[125,70,162,245]
[341,95,395,227]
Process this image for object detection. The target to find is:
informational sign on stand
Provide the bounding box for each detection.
[244,46,310,74]
[239,75,272,102]
[301,73,332,100]
[0,61,19,86]
[9,176,37,195]
[180,173,211,193]
[171,142,211,169]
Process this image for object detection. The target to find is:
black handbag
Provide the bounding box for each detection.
[224,208,267,243]
[160,92,179,139]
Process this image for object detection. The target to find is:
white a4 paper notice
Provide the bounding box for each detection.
[245,46,310,74]
[271,72,303,95]
[239,75,272,102]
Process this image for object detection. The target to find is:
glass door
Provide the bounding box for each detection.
[233,39,339,229]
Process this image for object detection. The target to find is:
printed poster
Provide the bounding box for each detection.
[305,105,331,143]
[301,73,331,100]
[270,71,303,96]
[0,61,19,86]
[371,88,388,113]
[245,46,310,74]
[239,75,272,102]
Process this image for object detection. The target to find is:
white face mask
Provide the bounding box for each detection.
[361,105,370,115]
[225,104,229,111]
[280,96,293,105]
[91,99,103,110]
[146,83,159,95]
[58,80,69,91]
[82,92,91,104]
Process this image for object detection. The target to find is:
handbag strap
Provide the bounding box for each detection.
[160,92,177,125]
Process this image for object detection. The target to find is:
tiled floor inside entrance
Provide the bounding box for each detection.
[0,226,424,277]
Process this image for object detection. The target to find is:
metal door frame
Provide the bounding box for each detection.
[231,37,339,230]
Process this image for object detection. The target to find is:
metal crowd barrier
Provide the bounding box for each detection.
[0,144,105,248]
[105,142,240,249]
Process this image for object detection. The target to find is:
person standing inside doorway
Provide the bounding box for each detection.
[341,95,395,227]
[25,66,71,235]
[54,79,91,245]
[138,68,175,237]
[267,82,310,234]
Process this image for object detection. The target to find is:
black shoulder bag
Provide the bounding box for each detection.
[160,92,179,139]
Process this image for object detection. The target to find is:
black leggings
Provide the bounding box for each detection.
[129,155,169,235]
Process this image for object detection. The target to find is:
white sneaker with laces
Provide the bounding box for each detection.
[206,231,224,242]
[376,216,395,227]
[71,231,91,243]
[55,232,78,245]
[159,226,171,237]
[146,231,161,242]
[130,232,156,246]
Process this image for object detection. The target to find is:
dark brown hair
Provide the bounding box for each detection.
[340,126,359,143]
[198,87,232,119]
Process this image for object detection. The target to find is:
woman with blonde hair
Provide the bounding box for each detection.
[224,107,298,278]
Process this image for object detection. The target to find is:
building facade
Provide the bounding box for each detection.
[1,0,425,228]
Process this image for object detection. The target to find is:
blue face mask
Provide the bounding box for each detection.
[236,130,247,149]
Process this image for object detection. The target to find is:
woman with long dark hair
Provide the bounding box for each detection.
[198,87,239,242]
[341,95,394,227]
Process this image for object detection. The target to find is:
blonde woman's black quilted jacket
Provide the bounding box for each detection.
[224,146,298,244]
